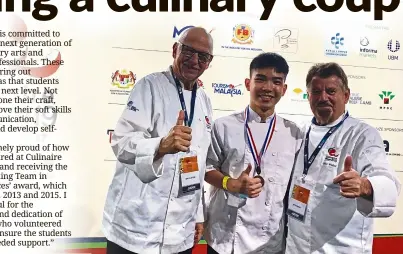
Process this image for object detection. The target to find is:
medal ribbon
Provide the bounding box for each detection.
[244,106,276,175]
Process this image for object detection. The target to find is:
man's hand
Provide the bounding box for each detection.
[228,164,263,198]
[157,110,192,157]
[194,223,204,245]
[333,155,373,199]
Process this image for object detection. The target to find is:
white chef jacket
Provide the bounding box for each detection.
[204,108,303,254]
[286,112,401,254]
[102,66,213,254]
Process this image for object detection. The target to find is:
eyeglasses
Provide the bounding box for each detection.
[178,42,213,64]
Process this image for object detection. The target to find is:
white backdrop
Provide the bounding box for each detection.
[95,11,403,238]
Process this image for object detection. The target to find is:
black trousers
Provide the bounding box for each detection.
[106,239,193,254]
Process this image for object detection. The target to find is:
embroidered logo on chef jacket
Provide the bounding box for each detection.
[324,147,339,167]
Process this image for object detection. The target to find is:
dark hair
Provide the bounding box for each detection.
[249,52,289,78]
[306,62,348,90]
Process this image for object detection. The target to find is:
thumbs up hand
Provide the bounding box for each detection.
[157,110,192,156]
[176,109,185,126]
[343,155,354,172]
[333,155,367,198]
[230,164,263,198]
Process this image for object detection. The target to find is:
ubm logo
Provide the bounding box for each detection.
[387,40,400,61]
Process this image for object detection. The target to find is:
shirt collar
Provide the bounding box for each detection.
[247,106,275,123]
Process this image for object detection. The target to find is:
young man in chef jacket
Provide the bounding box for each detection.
[203,52,303,254]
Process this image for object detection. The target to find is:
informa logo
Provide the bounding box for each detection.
[387,40,400,61]
[111,69,136,95]
[273,28,298,53]
[325,33,347,57]
[359,37,377,58]
[349,93,371,105]
[379,91,395,110]
[212,83,242,96]
[221,24,263,52]
[173,25,194,38]
[291,88,308,102]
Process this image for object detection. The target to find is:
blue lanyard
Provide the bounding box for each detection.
[303,112,349,177]
[244,106,276,175]
[170,67,197,127]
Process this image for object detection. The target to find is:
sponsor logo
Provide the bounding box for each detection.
[221,24,263,52]
[232,24,253,44]
[211,83,243,96]
[387,40,400,61]
[111,69,136,95]
[383,140,402,157]
[291,88,308,102]
[359,37,377,58]
[325,33,347,57]
[273,28,298,53]
[173,25,194,38]
[349,93,371,105]
[379,91,395,110]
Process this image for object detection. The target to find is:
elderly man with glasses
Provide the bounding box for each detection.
[102,27,214,254]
